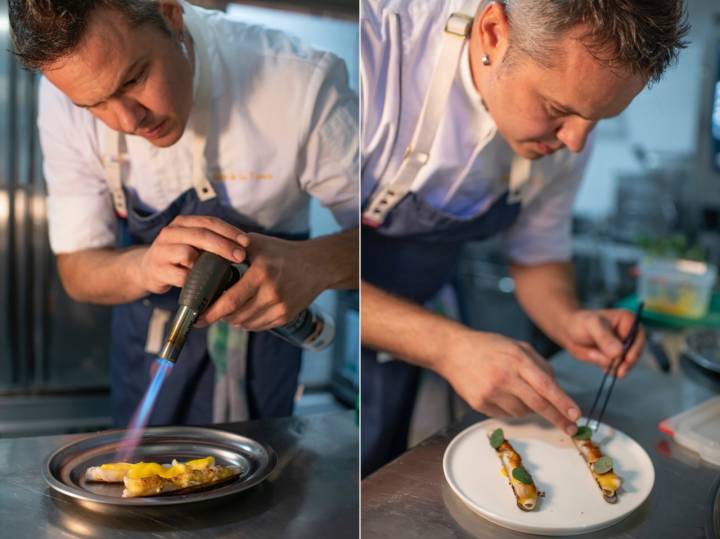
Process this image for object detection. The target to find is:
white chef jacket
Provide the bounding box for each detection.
[39,2,358,254]
[361,0,592,264]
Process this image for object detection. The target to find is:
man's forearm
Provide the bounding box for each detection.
[57,246,150,305]
[509,260,580,348]
[303,228,359,290]
[361,280,468,371]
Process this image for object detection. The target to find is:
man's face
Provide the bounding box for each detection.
[42,3,193,148]
[471,14,646,160]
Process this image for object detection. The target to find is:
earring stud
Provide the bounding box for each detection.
[481,53,490,66]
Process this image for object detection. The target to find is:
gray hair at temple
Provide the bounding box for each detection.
[9,0,173,71]
[494,0,690,84]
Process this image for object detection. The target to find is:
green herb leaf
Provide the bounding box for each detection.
[512,467,533,485]
[573,426,592,440]
[489,428,504,449]
[592,456,613,474]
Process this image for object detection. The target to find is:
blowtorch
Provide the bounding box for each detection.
[158,251,335,363]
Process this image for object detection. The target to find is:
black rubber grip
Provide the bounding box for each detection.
[179,252,239,313]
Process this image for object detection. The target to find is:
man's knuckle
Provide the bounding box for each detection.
[507,342,523,356]
[261,280,276,295]
[507,404,522,417]
[252,264,268,281]
[533,369,551,386]
[531,397,549,413]
[198,228,216,242]
[490,368,507,385]
[551,393,571,411]
[473,387,492,409]
[472,397,486,411]
[180,247,194,264]
[230,313,248,327]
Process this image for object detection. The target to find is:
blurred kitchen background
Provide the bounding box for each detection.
[0,0,358,437]
[410,0,720,446]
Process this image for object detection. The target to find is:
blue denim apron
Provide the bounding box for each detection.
[103,9,304,427]
[361,2,532,475]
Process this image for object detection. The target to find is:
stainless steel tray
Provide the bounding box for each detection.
[43,426,276,510]
[684,329,720,374]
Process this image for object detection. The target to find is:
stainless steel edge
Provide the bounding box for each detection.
[42,426,277,509]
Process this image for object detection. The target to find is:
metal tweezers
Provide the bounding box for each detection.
[584,301,645,431]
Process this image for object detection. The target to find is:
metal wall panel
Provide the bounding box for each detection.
[0,3,14,390]
[0,6,112,394]
[31,88,112,390]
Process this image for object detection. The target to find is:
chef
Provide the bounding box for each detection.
[10,0,358,425]
[361,0,688,475]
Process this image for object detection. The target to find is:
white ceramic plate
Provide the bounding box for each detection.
[443,416,654,536]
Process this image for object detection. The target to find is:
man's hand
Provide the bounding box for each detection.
[561,309,646,378]
[200,233,328,331]
[200,228,357,331]
[510,262,646,378]
[139,215,249,294]
[439,329,582,435]
[56,215,249,304]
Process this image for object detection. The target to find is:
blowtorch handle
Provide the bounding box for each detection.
[179,252,237,313]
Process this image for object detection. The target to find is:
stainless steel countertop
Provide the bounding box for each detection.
[363,347,720,538]
[0,411,359,538]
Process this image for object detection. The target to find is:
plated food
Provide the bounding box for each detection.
[85,456,241,498]
[572,425,623,503]
[488,428,542,511]
[446,419,653,534]
[487,424,622,511]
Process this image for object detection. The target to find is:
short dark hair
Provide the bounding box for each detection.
[500,0,690,84]
[9,0,171,70]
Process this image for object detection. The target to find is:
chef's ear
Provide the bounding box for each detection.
[474,1,511,62]
[156,0,186,36]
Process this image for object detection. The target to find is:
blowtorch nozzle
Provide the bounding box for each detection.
[158,305,199,362]
[158,252,238,362]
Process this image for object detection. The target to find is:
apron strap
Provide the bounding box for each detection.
[507,155,533,204]
[183,5,217,201]
[144,307,172,354]
[104,128,129,218]
[362,0,479,228]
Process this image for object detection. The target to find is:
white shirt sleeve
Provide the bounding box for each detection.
[297,54,359,230]
[38,78,116,254]
[502,145,592,265]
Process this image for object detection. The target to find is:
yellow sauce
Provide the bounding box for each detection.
[100,463,132,472]
[186,456,213,470]
[596,472,621,493]
[125,456,215,479]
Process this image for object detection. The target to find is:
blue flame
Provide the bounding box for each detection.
[116,358,174,461]
[129,358,174,431]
